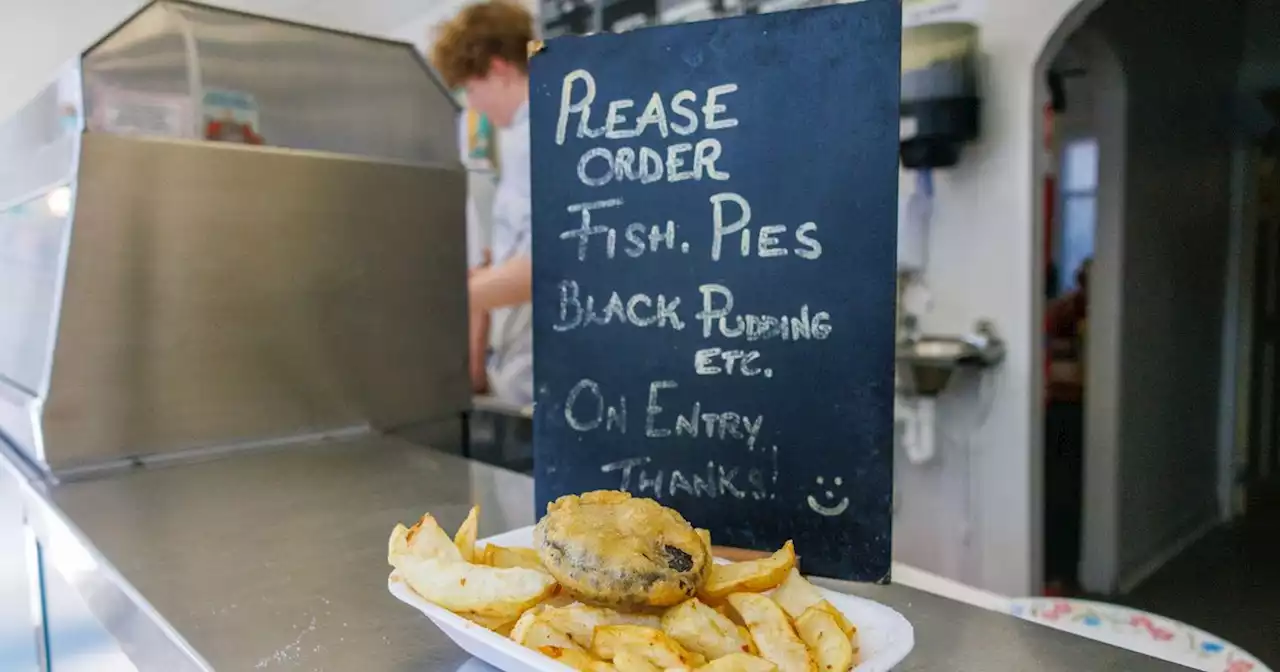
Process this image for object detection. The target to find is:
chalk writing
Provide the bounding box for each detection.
[643,380,764,450]
[557,71,739,188]
[806,476,850,516]
[696,285,832,341]
[710,194,823,261]
[601,457,773,501]
[555,280,685,332]
[557,193,822,264]
[534,2,901,579]
[563,378,627,434]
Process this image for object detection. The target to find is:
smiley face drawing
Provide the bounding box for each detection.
[806,477,850,516]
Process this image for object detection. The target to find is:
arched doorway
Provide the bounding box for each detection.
[1037,23,1127,596]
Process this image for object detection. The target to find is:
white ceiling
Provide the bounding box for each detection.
[0,0,446,118]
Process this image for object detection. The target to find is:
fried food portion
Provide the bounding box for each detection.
[519,618,616,671]
[539,603,661,648]
[389,514,463,564]
[458,609,521,635]
[591,625,706,668]
[771,570,857,639]
[613,650,663,672]
[389,504,867,671]
[698,653,779,672]
[661,598,753,659]
[534,491,712,608]
[794,606,854,672]
[727,593,816,672]
[454,506,480,562]
[395,556,556,621]
[481,544,548,572]
[700,542,796,600]
[389,508,556,626]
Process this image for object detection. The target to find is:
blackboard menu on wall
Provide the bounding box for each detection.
[530,0,901,581]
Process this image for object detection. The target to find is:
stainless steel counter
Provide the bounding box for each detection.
[6,434,1185,671]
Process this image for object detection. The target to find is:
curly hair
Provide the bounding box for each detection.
[431,1,535,89]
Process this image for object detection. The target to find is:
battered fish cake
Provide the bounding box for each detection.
[533,490,711,608]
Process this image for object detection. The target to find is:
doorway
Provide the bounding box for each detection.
[1247,148,1280,510]
[1039,26,1123,596]
[1033,0,1280,659]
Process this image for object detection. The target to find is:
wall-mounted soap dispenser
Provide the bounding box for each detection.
[900,21,981,169]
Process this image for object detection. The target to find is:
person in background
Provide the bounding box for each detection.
[1043,257,1090,595]
[434,1,534,406]
[459,109,493,395]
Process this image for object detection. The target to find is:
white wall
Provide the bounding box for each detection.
[884,0,1120,595]
[0,0,145,119]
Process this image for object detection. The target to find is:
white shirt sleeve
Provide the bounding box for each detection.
[466,195,484,269]
[459,111,486,269]
[492,109,532,260]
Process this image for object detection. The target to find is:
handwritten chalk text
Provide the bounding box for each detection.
[563,378,628,434]
[556,69,739,187]
[555,280,685,332]
[711,193,822,261]
[696,284,832,341]
[601,456,772,501]
[561,199,686,261]
[645,380,764,450]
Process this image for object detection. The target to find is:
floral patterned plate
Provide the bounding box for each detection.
[1009,598,1271,672]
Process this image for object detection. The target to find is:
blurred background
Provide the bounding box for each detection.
[1,0,1277,669]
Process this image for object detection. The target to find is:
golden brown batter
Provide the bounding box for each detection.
[533,491,711,608]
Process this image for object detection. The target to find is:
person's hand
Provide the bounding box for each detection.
[469,249,492,278]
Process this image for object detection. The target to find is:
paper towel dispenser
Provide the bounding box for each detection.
[900,22,981,169]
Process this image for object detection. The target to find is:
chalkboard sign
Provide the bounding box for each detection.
[530,0,901,582]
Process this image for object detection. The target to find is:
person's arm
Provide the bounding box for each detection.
[468,251,493,393]
[469,253,532,312]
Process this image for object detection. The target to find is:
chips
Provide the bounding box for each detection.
[661,598,752,659]
[591,625,705,668]
[541,604,661,649]
[794,606,854,672]
[395,555,556,620]
[390,514,462,564]
[772,570,859,647]
[389,498,862,672]
[520,619,613,672]
[727,593,815,672]
[613,649,663,672]
[389,509,555,626]
[697,528,713,551]
[698,653,780,672]
[481,544,547,572]
[454,506,479,563]
[700,542,796,600]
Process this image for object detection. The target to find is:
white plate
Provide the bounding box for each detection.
[1009,598,1272,672]
[389,526,915,672]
